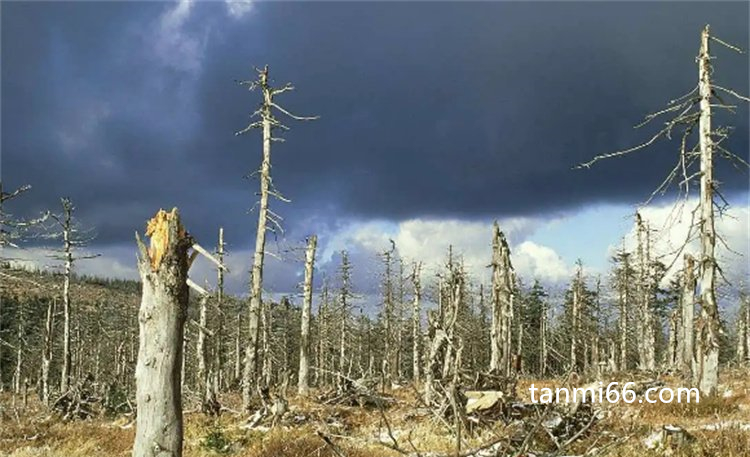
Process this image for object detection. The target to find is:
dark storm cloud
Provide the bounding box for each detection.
[2,1,748,257]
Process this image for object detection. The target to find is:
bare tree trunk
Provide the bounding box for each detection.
[60,201,73,393]
[634,213,656,371]
[490,222,514,375]
[571,278,579,372]
[668,310,678,369]
[411,262,422,383]
[540,297,548,376]
[242,70,273,411]
[678,254,696,377]
[197,294,209,402]
[298,235,317,396]
[738,314,746,364]
[261,300,272,387]
[696,25,720,396]
[644,220,656,371]
[13,316,23,394]
[133,208,190,457]
[618,250,630,372]
[42,298,57,406]
[238,66,317,408]
[234,313,242,383]
[216,227,225,391]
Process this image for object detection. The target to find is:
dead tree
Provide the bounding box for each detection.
[635,213,656,371]
[41,298,56,405]
[678,254,697,376]
[579,26,747,394]
[613,244,633,371]
[133,209,191,457]
[236,65,318,410]
[490,222,514,376]
[411,261,423,383]
[46,198,98,394]
[215,227,226,390]
[337,251,353,380]
[570,263,582,371]
[297,235,317,396]
[380,241,397,387]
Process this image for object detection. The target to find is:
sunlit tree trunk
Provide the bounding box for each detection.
[133,209,190,457]
[298,235,317,396]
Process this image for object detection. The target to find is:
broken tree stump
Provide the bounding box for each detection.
[133,208,191,457]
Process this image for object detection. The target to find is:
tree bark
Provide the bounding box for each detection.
[678,254,696,377]
[243,69,273,411]
[60,200,73,393]
[411,262,422,383]
[696,25,720,396]
[298,235,317,396]
[133,208,190,457]
[41,298,55,406]
[490,222,514,375]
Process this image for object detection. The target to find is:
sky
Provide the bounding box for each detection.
[2,1,749,303]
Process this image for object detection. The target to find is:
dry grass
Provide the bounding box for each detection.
[2,370,750,457]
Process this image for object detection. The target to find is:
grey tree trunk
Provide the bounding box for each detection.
[678,254,696,377]
[133,209,190,457]
[42,299,57,406]
[298,235,317,396]
[242,94,270,410]
[696,25,720,396]
[60,200,73,393]
[216,227,225,390]
[540,296,548,376]
[618,249,630,372]
[237,66,317,409]
[571,268,580,372]
[411,262,422,383]
[490,222,514,375]
[197,294,209,402]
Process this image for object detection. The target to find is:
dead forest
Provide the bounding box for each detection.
[1,24,750,457]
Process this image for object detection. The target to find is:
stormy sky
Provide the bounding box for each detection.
[2,1,748,299]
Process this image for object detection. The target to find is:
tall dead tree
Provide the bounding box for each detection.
[236,65,317,410]
[490,222,514,375]
[579,26,747,394]
[337,252,353,379]
[133,209,191,457]
[570,261,583,372]
[215,227,226,390]
[411,261,422,382]
[46,198,98,394]
[380,241,397,387]
[297,235,317,396]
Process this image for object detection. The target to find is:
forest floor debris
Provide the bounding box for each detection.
[2,368,750,457]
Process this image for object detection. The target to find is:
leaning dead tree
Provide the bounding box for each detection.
[297,234,317,396]
[578,25,748,395]
[133,209,191,457]
[236,65,318,410]
[489,222,514,376]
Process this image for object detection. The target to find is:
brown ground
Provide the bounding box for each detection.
[2,369,749,457]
